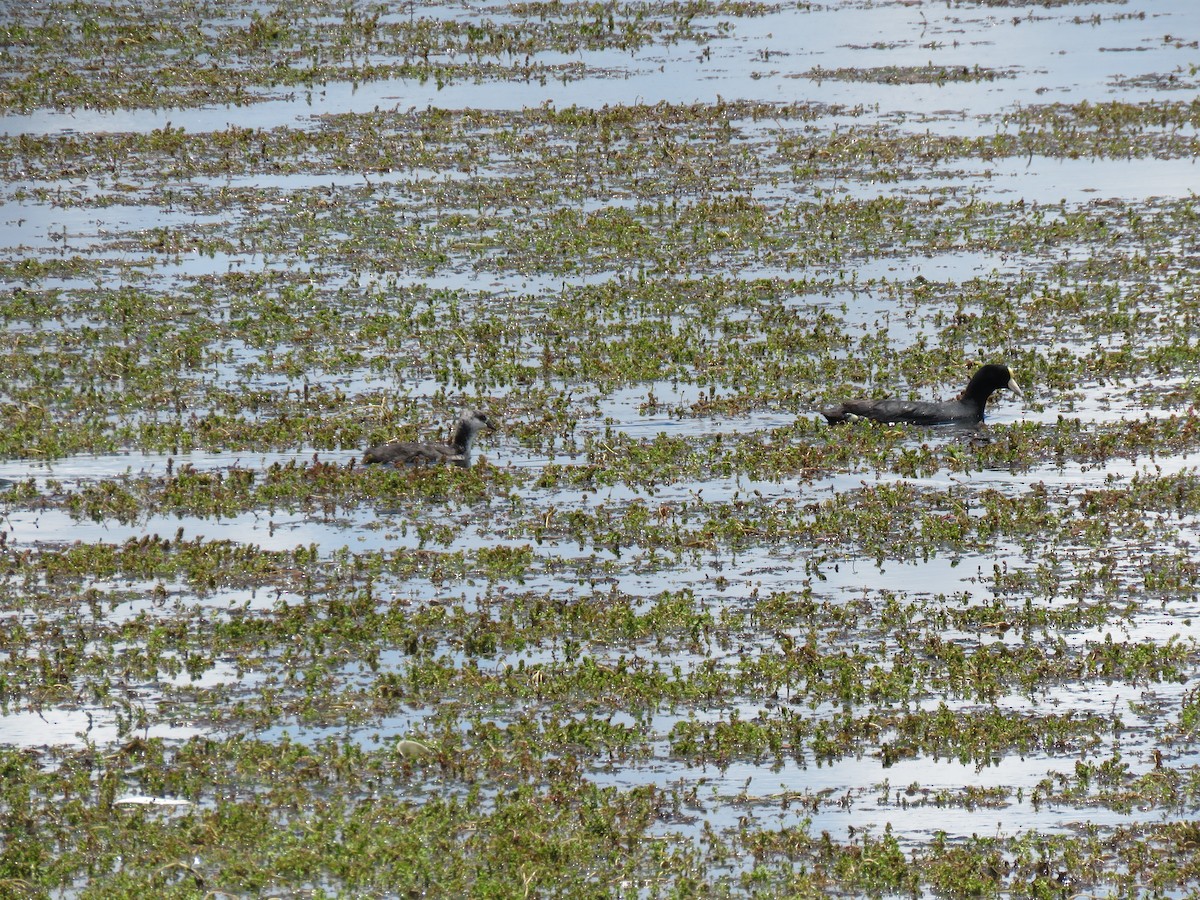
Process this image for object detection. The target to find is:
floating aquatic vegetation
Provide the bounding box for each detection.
[5,0,1200,896]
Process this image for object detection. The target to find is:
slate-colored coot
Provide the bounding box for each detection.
[363,409,496,467]
[820,364,1023,426]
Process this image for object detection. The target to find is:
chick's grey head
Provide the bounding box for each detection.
[451,409,498,456]
[462,409,497,433]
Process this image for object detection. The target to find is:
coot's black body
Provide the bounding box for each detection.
[820,365,1023,426]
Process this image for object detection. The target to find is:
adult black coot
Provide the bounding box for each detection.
[363,409,496,467]
[820,364,1023,426]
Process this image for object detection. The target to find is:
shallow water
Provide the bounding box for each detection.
[5,0,1200,892]
[4,1,1197,138]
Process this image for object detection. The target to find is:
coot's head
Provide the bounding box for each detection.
[966,364,1023,401]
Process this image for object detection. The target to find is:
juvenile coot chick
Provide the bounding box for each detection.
[820,364,1023,426]
[363,409,495,467]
